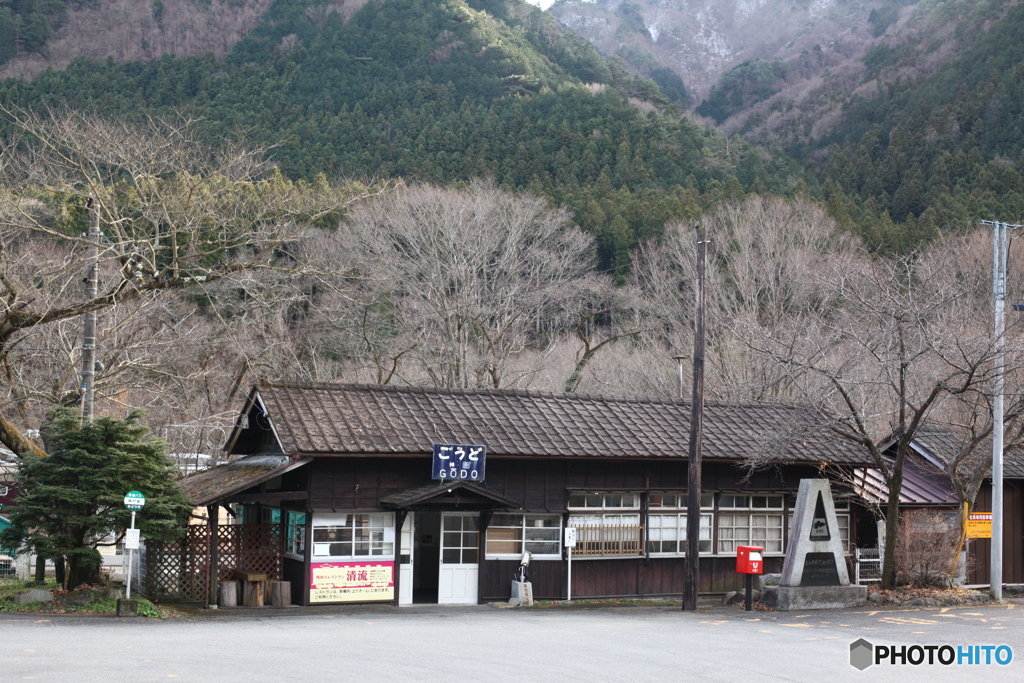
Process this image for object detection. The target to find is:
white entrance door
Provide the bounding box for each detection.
[438,513,479,604]
[399,513,415,606]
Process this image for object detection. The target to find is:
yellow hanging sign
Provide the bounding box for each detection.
[965,512,992,539]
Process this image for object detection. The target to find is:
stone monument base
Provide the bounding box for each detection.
[761,585,867,611]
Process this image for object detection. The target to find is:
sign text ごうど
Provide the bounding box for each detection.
[309,561,395,603]
[431,443,486,482]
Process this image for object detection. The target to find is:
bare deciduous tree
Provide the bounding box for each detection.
[895,509,962,588]
[630,195,859,400]
[741,232,1001,588]
[340,181,598,389]
[0,107,381,457]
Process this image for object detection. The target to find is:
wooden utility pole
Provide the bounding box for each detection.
[208,504,220,608]
[683,227,707,611]
[80,197,100,422]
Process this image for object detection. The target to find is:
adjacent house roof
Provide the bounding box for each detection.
[854,462,959,507]
[227,382,872,466]
[178,454,310,507]
[854,423,1024,508]
[907,425,1024,479]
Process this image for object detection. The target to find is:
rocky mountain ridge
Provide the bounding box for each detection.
[550,0,900,100]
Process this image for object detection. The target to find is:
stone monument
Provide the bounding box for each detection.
[761,479,867,610]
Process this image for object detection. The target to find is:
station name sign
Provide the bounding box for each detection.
[432,443,485,482]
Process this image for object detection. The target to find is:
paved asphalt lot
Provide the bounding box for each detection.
[2,602,1022,683]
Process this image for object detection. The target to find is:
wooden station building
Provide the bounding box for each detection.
[173,382,873,606]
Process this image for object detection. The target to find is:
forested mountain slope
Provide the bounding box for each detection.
[547,0,1024,250]
[1,0,796,273]
[812,1,1024,248]
[0,0,276,80]
[7,0,1023,257]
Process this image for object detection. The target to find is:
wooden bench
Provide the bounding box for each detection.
[230,569,267,607]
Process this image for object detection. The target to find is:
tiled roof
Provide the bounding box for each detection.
[251,382,871,466]
[178,454,310,506]
[910,425,1024,479]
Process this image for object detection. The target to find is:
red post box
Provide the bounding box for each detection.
[736,545,764,575]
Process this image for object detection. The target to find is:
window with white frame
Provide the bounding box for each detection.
[442,514,479,564]
[717,495,785,554]
[568,493,642,557]
[648,493,714,555]
[485,514,562,559]
[312,513,395,560]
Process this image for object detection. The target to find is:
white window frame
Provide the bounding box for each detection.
[567,493,643,558]
[441,513,480,565]
[717,494,786,555]
[485,513,562,560]
[647,494,715,556]
[311,512,395,561]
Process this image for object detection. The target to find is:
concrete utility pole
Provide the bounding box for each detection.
[982,219,1023,602]
[683,228,708,611]
[80,197,100,423]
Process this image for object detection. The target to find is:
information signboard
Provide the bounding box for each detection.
[431,444,486,481]
[309,561,395,603]
[966,512,992,539]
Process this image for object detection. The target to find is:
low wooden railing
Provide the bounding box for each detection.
[572,525,644,557]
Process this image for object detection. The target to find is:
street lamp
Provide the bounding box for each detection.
[673,356,686,399]
[982,219,1024,602]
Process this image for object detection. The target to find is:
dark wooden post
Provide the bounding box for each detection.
[683,227,707,611]
[207,504,220,608]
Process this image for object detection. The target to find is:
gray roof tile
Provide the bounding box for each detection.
[910,425,1024,479]
[253,382,871,466]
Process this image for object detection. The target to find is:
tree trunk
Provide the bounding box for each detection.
[66,549,103,589]
[881,474,902,589]
[55,556,66,589]
[0,408,48,458]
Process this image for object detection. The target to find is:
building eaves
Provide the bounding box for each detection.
[178,454,310,507]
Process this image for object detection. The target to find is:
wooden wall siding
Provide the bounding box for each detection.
[967,481,1024,585]
[479,556,786,601]
[309,458,430,510]
[307,457,827,512]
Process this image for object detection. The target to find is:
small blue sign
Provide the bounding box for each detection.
[432,444,486,482]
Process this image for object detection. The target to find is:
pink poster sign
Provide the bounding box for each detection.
[309,561,395,603]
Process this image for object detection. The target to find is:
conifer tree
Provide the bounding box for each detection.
[0,410,191,589]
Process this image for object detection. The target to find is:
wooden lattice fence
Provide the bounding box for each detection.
[146,524,282,602]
